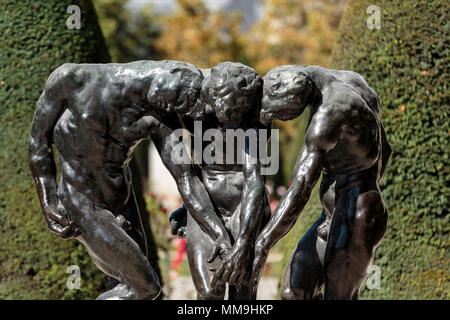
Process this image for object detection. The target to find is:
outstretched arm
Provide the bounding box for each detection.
[236,133,266,248]
[148,119,231,257]
[250,109,340,284]
[258,142,322,254]
[29,91,60,208]
[29,85,79,238]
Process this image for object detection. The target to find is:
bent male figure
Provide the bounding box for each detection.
[184,62,270,299]
[29,60,207,299]
[252,65,391,299]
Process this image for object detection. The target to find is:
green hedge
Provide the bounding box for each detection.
[0,0,110,299]
[280,0,449,299]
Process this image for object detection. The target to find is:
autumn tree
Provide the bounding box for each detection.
[331,0,449,299]
[245,0,346,75]
[94,0,161,62]
[154,0,246,69]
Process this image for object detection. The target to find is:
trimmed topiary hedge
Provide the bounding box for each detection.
[280,0,449,299]
[0,0,110,299]
[331,0,449,299]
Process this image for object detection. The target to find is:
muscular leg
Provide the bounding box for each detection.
[228,283,255,300]
[281,213,327,300]
[185,212,226,300]
[109,184,148,289]
[324,186,387,300]
[59,181,161,300]
[121,185,148,255]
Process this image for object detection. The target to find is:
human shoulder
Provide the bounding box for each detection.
[326,69,380,113]
[305,89,364,151]
[45,63,79,89]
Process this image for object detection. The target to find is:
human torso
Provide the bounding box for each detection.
[305,67,382,217]
[197,115,247,218]
[54,62,157,212]
[320,85,380,175]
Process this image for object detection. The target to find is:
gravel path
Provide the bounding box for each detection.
[165,276,279,300]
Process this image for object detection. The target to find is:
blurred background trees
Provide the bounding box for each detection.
[245,0,345,75]
[0,0,110,299]
[94,0,160,62]
[153,0,246,68]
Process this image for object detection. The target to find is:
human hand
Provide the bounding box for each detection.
[43,203,80,239]
[249,238,270,287]
[207,233,232,269]
[169,206,187,239]
[210,241,250,288]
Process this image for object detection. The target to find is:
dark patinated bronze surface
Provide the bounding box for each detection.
[182,62,270,300]
[252,65,391,300]
[29,59,390,300]
[29,60,211,299]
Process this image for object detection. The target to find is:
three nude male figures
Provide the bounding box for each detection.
[29,60,390,300]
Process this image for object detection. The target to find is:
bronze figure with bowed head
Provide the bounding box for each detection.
[29,60,225,299]
[251,65,391,300]
[181,62,271,300]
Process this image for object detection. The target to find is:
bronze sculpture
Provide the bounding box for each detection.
[251,65,391,300]
[29,59,390,300]
[182,62,271,299]
[28,60,221,299]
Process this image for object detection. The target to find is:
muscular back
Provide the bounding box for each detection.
[304,68,382,176]
[44,62,164,210]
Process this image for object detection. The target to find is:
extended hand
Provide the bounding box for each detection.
[43,203,81,239]
[169,206,188,239]
[210,242,250,288]
[250,240,269,287]
[207,233,232,270]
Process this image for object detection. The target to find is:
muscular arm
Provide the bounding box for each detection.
[250,127,327,285]
[365,94,390,182]
[29,90,62,209]
[256,106,341,255]
[145,118,230,245]
[29,78,79,238]
[258,141,323,251]
[175,171,229,243]
[235,129,266,248]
